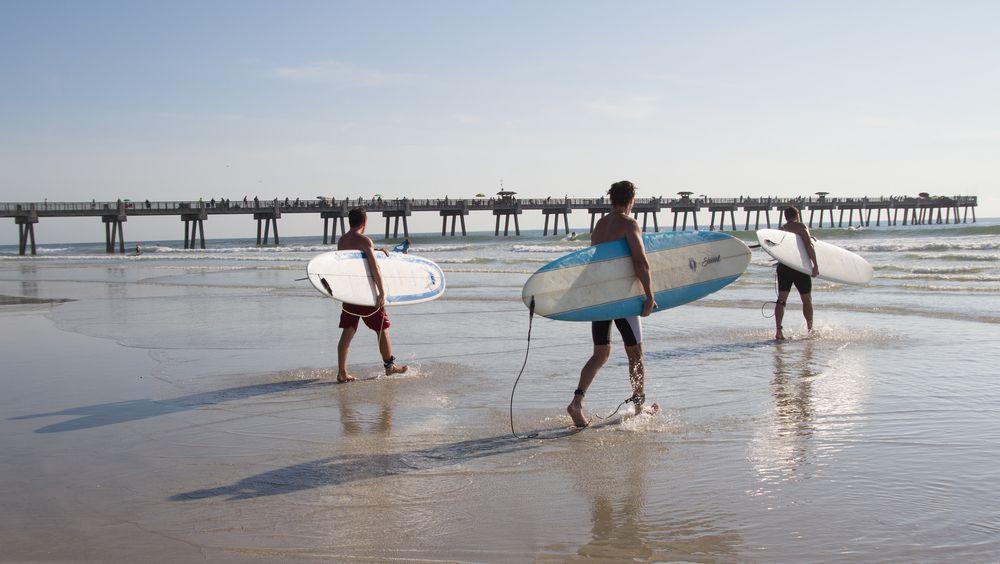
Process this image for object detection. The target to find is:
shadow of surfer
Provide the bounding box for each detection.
[170,434,539,501]
[568,181,659,428]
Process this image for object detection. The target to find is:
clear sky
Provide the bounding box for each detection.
[2,0,998,243]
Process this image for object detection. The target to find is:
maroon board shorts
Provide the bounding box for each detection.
[339,305,391,332]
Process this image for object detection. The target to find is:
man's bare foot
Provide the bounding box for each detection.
[337,373,356,383]
[775,331,786,341]
[566,401,589,428]
[385,363,408,376]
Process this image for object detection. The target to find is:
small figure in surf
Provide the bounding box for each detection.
[335,208,408,382]
[134,244,142,256]
[567,180,659,427]
[392,238,411,254]
[774,206,819,340]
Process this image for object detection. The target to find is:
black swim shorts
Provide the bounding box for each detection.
[592,316,643,347]
[777,263,812,295]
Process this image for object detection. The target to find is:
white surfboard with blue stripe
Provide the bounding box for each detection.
[307,251,445,306]
[522,232,750,321]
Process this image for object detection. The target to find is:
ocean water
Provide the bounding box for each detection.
[1,221,998,561]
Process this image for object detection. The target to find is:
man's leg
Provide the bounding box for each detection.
[625,344,659,416]
[801,292,813,331]
[567,344,611,427]
[337,326,357,382]
[775,291,790,340]
[378,330,408,375]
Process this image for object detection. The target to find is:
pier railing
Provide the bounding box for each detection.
[1,194,980,255]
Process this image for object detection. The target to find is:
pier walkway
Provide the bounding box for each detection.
[1,193,979,255]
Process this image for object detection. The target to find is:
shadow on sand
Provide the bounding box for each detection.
[9,379,331,433]
[170,433,546,502]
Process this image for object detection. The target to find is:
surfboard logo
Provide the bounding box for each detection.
[702,254,721,267]
[689,258,697,271]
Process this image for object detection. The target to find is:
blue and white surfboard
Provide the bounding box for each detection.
[307,251,445,306]
[522,231,750,321]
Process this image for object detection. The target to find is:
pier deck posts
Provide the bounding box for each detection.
[493,207,522,236]
[438,208,468,236]
[253,209,281,245]
[382,206,413,239]
[15,214,38,256]
[542,207,571,236]
[587,206,611,233]
[102,214,126,254]
[322,209,348,244]
[181,210,208,249]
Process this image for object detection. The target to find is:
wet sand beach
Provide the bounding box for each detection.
[1,226,999,561]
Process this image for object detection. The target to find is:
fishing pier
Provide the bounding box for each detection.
[1,193,979,255]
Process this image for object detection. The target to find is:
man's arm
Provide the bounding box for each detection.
[799,226,819,276]
[362,238,388,308]
[624,223,658,317]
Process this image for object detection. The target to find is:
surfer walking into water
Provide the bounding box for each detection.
[567,180,659,427]
[774,206,819,340]
[335,208,408,382]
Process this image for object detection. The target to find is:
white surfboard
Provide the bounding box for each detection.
[756,229,873,285]
[522,231,751,321]
[306,251,445,306]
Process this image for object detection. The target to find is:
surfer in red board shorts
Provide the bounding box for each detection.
[567,180,660,427]
[774,207,819,340]
[335,208,408,382]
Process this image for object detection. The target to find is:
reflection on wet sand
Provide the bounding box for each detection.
[751,339,871,484]
[542,436,742,561]
[336,382,395,436]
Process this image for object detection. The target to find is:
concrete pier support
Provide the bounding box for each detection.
[542,207,571,236]
[493,207,522,237]
[742,204,771,231]
[632,199,661,233]
[15,214,38,256]
[382,207,412,239]
[102,214,126,254]
[321,210,348,244]
[254,209,281,245]
[439,208,468,236]
[708,205,736,231]
[181,210,207,250]
[671,204,700,231]
[587,206,611,232]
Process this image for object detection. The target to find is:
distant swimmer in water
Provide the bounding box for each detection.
[567,231,578,241]
[392,238,411,254]
[134,244,142,255]
[775,206,819,340]
[335,208,408,382]
[567,180,659,428]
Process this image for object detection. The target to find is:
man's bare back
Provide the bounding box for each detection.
[592,212,639,246]
[337,230,372,252]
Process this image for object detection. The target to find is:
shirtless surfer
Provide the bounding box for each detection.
[567,180,659,427]
[335,208,408,382]
[774,207,819,340]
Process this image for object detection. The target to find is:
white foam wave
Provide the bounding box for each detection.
[511,244,584,253]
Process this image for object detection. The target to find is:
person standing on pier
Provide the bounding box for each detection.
[567,180,659,427]
[774,206,819,340]
[335,208,408,382]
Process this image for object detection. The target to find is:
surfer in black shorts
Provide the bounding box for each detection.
[775,207,819,340]
[567,180,660,427]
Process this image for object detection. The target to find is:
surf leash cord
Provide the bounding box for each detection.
[509,297,539,439]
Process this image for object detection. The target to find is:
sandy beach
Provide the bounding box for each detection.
[1,225,998,562]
